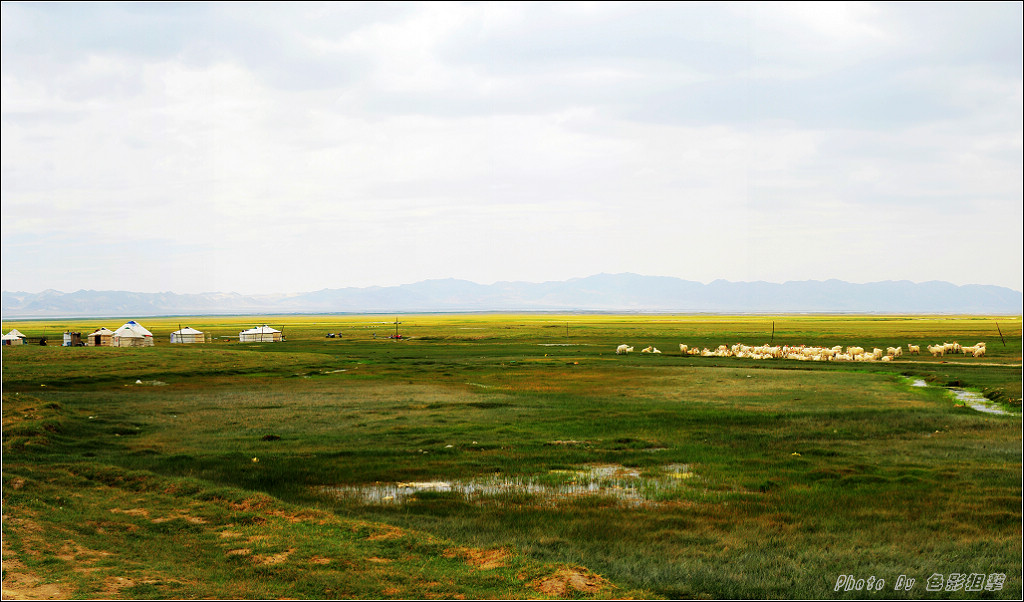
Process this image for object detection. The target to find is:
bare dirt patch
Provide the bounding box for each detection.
[444,547,509,570]
[252,548,294,565]
[56,541,112,564]
[100,576,136,597]
[532,566,610,597]
[110,507,150,518]
[367,525,405,540]
[1,540,74,601]
[152,512,207,524]
[229,496,325,524]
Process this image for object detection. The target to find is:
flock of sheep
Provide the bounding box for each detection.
[925,341,987,358]
[615,341,987,362]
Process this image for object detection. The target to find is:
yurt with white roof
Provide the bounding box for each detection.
[239,325,283,342]
[112,320,155,347]
[170,326,207,344]
[86,327,115,346]
[2,329,26,345]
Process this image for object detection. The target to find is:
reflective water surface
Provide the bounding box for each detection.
[319,463,695,506]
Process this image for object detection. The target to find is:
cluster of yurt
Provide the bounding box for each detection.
[239,325,283,342]
[6,322,286,347]
[83,321,155,347]
[2,329,26,345]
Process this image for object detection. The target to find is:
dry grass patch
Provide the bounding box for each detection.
[109,507,149,518]
[444,547,510,570]
[531,566,612,597]
[252,548,294,565]
[1,539,74,601]
[366,524,406,541]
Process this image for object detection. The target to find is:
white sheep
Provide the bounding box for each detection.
[679,344,688,354]
[616,344,633,355]
[907,344,920,355]
[641,346,653,353]
[928,345,945,357]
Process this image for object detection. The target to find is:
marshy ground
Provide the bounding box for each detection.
[2,314,1021,599]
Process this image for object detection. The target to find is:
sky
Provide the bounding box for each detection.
[2,1,1022,295]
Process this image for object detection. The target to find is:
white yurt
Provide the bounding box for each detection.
[2,329,26,345]
[239,325,282,342]
[170,326,206,344]
[112,320,155,347]
[86,327,115,346]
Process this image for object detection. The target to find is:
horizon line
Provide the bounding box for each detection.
[4,273,1022,297]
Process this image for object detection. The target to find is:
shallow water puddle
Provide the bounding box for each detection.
[908,378,1009,415]
[949,388,1010,415]
[320,464,694,506]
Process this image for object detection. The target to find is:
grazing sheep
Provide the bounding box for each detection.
[907,344,920,355]
[973,346,986,358]
[679,344,688,354]
[928,345,945,357]
[616,344,633,355]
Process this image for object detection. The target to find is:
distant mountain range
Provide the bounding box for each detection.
[2,274,1021,318]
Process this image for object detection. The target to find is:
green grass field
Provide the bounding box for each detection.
[3,314,1021,599]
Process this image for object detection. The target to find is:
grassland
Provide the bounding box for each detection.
[2,313,1021,599]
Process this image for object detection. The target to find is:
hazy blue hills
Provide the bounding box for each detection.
[2,274,1021,318]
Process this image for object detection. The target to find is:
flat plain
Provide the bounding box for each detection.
[2,314,1021,599]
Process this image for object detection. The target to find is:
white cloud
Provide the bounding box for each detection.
[2,2,1021,293]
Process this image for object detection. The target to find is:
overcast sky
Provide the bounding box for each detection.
[2,2,1021,294]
